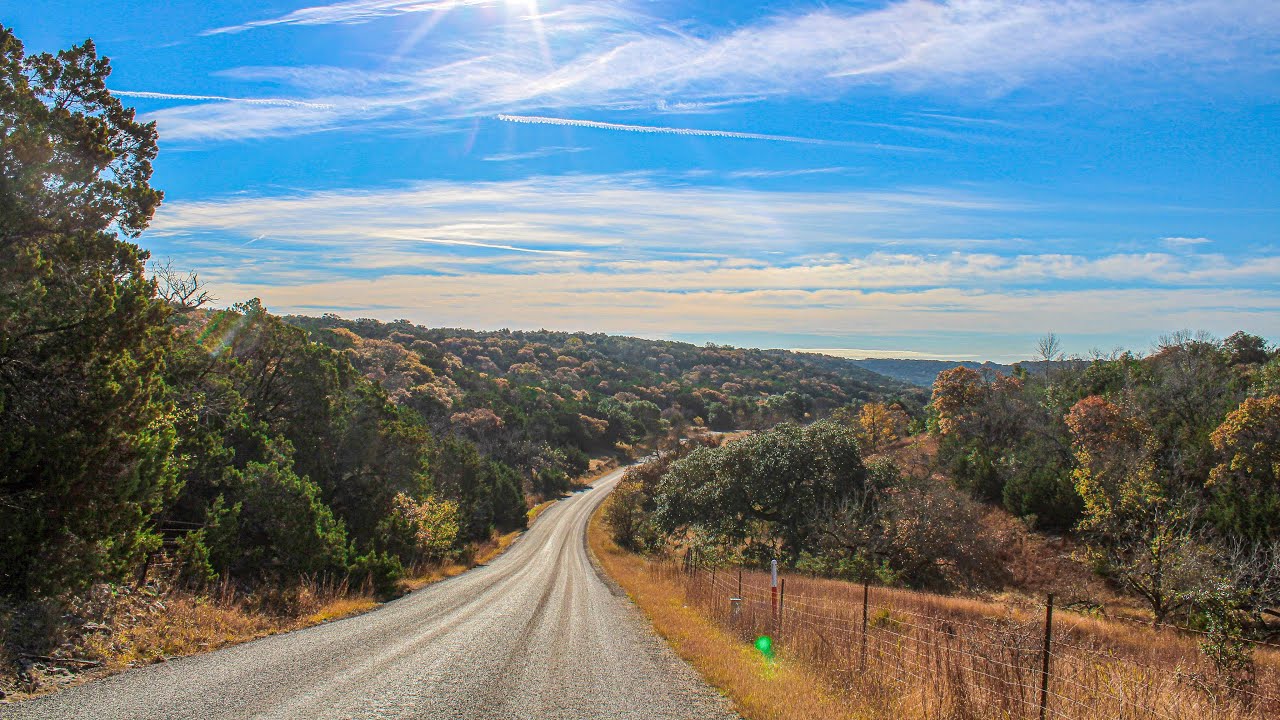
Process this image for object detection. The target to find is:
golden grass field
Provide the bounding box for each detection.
[589,493,1280,720]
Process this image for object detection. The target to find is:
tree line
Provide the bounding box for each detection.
[609,332,1280,640]
[933,331,1279,626]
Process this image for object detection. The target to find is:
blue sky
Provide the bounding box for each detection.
[11,0,1280,360]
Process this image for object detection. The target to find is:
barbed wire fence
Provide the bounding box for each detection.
[670,549,1280,720]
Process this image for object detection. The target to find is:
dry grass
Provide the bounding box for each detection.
[526,499,558,525]
[0,579,373,699]
[591,493,1280,720]
[5,577,379,694]
[79,593,286,669]
[587,456,620,477]
[302,595,380,625]
[589,500,871,720]
[699,567,1280,720]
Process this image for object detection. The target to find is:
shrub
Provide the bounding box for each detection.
[378,493,461,565]
[204,443,350,584]
[349,550,405,600]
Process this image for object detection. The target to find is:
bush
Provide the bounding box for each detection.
[560,446,591,478]
[536,467,570,497]
[489,461,527,531]
[604,481,656,551]
[173,530,219,590]
[204,443,350,584]
[377,493,461,566]
[350,550,405,599]
[1001,457,1082,531]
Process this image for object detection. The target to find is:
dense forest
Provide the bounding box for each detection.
[288,314,923,486]
[0,23,920,645]
[608,331,1280,639]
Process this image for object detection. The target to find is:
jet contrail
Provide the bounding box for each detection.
[496,114,833,145]
[113,90,334,109]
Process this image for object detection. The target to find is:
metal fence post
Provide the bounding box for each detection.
[770,559,779,621]
[860,579,869,670]
[779,578,786,638]
[1039,593,1055,720]
[730,562,743,625]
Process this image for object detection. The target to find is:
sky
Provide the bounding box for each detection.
[10,0,1280,361]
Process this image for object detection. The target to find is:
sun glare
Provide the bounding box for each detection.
[514,0,553,68]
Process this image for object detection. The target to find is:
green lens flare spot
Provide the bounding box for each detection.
[754,635,773,656]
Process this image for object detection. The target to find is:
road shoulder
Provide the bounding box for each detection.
[586,494,862,720]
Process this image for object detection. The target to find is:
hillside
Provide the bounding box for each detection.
[284,316,927,470]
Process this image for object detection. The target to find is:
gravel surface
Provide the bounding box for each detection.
[2,469,738,720]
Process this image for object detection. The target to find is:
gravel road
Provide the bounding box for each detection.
[3,468,738,720]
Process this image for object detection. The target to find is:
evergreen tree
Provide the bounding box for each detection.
[0,27,174,598]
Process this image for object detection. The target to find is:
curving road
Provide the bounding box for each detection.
[3,468,738,720]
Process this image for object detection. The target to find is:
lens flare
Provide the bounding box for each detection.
[754,635,773,657]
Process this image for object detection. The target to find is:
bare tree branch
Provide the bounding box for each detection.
[152,258,215,313]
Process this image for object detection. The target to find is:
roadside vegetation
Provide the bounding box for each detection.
[602,331,1280,718]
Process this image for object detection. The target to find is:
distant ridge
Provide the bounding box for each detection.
[845,359,1017,388]
[839,358,1078,388]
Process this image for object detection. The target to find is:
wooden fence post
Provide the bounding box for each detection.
[1039,593,1055,720]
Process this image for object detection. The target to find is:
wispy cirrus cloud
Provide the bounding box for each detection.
[142,0,1280,142]
[112,90,334,108]
[203,0,498,35]
[482,145,590,162]
[145,174,1019,262]
[495,114,848,146]
[1163,236,1213,249]
[725,167,856,180]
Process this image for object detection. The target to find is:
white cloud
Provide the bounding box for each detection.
[725,167,855,179]
[198,277,1280,343]
[146,102,349,142]
[1162,236,1212,249]
[145,174,1020,263]
[141,174,1279,347]
[145,174,1280,290]
[148,0,1280,141]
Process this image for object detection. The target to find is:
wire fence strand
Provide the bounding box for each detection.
[666,557,1280,720]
